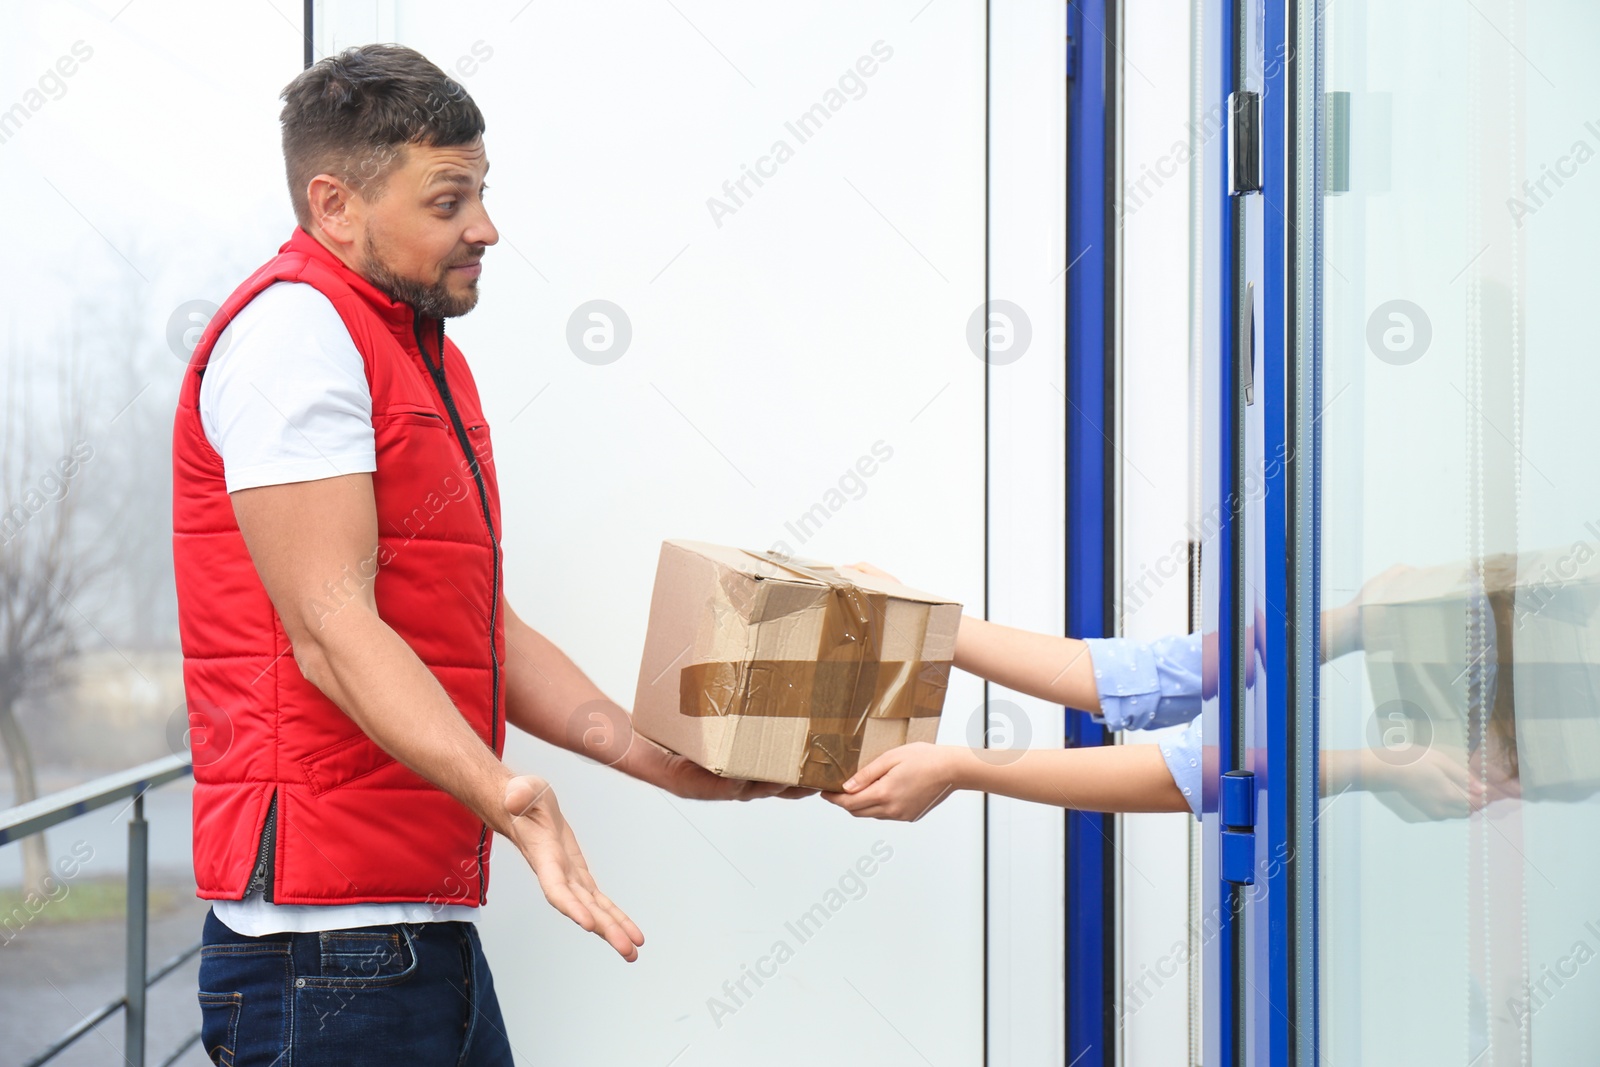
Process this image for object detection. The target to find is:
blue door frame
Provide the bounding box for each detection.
[1250,0,1303,1062]
[1207,0,1315,1064]
[1062,2,1318,1064]
[1063,2,1115,1063]
[1202,0,1252,1059]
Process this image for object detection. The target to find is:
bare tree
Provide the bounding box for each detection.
[0,337,112,899]
[78,271,179,654]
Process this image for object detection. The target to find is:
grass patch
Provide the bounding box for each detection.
[0,877,186,926]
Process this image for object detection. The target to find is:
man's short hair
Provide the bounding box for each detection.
[279,44,486,228]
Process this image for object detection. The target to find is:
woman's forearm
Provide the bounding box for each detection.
[942,742,1188,813]
[952,615,1102,714]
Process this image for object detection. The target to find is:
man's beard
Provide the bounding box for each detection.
[361,228,480,319]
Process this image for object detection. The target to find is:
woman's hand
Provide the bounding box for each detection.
[822,742,959,821]
[1336,744,1520,820]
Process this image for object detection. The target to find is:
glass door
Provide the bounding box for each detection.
[1310,0,1600,1064]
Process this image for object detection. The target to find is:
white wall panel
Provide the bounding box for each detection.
[983,0,1069,1063]
[317,3,988,1063]
[1117,1,1199,1064]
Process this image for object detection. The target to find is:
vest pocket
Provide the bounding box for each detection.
[299,733,397,795]
[379,407,449,429]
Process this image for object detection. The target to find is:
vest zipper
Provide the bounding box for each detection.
[244,791,277,902]
[412,313,501,906]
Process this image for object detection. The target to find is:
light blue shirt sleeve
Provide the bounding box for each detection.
[1081,633,1204,818]
[1156,720,1203,817]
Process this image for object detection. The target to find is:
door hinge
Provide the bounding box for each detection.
[1228,90,1261,195]
[1220,770,1256,885]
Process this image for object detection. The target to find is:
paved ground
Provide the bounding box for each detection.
[1,878,212,1067]
[3,762,211,1067]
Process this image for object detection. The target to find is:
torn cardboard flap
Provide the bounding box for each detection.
[632,540,961,791]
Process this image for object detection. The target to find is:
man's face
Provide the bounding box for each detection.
[354,138,497,319]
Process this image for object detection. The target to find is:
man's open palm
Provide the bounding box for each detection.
[503,775,646,962]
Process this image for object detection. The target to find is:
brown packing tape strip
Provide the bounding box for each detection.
[799,721,867,792]
[800,713,943,791]
[748,550,895,739]
[679,659,951,720]
[684,548,951,791]
[751,554,951,689]
[746,551,882,654]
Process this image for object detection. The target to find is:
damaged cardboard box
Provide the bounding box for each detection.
[632,540,961,791]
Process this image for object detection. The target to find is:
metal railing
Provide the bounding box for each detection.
[0,754,198,1067]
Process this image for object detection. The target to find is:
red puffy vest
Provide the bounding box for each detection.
[172,227,505,906]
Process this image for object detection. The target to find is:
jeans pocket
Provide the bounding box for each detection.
[196,990,242,1067]
[304,926,418,988]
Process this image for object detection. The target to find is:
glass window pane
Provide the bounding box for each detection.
[1317,2,1600,1062]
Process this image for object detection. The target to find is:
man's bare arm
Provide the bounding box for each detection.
[230,473,643,960]
[232,474,511,829]
[499,597,813,800]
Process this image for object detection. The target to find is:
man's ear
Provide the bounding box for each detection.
[307,173,358,247]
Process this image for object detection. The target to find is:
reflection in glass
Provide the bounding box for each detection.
[1315,1,1600,1063]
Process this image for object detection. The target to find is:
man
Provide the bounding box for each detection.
[172,43,805,1066]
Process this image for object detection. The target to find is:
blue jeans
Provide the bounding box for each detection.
[197,906,515,1067]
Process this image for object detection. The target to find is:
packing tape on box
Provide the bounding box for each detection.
[680,550,953,790]
[750,551,911,677]
[677,659,951,720]
[683,549,950,721]
[799,717,869,792]
[748,551,879,632]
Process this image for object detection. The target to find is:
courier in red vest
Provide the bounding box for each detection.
[173,43,807,1067]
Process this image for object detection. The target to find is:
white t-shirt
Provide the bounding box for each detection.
[199,280,376,493]
[200,280,479,934]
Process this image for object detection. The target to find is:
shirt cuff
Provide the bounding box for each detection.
[1082,633,1204,732]
[1158,719,1203,819]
